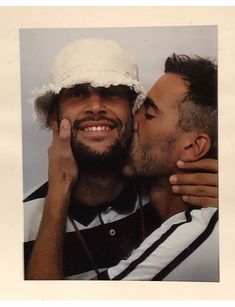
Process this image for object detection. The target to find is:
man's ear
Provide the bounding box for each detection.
[179,132,211,162]
[48,109,57,125]
[48,104,59,131]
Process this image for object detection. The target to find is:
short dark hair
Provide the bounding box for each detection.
[165,54,217,158]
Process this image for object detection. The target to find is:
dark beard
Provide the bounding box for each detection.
[126,135,177,183]
[71,123,133,176]
[117,144,156,187]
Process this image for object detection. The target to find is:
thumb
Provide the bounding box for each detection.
[60,119,71,136]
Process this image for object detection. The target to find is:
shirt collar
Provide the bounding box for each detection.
[68,180,138,226]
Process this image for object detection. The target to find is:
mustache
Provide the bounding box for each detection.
[72,115,122,130]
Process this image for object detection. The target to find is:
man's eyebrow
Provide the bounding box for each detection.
[144,96,159,112]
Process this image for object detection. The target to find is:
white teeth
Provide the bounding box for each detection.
[83,126,111,131]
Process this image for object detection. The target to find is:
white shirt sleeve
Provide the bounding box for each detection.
[106,207,219,281]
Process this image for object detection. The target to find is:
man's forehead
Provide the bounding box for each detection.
[147,73,188,104]
[151,73,187,91]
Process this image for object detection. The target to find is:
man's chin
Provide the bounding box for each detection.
[71,138,131,175]
[76,139,116,154]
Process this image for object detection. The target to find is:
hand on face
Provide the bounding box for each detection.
[48,119,78,194]
[169,158,218,208]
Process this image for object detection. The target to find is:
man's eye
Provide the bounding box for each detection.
[145,112,155,120]
[102,93,121,100]
[73,91,88,98]
[107,95,120,99]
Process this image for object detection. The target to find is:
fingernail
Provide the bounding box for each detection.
[61,119,69,129]
[172,186,179,193]
[182,195,189,201]
[177,160,184,167]
[169,175,177,184]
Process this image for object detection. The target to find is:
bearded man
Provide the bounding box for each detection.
[25,40,218,280]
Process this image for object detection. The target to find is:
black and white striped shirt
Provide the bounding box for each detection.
[24,180,162,280]
[99,207,219,281]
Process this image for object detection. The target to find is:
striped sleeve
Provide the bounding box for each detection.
[105,207,219,281]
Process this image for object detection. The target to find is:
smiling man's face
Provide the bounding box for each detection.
[57,84,135,174]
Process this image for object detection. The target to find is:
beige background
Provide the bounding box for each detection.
[0,6,234,300]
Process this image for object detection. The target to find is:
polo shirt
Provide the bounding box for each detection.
[98,206,219,281]
[23,180,162,280]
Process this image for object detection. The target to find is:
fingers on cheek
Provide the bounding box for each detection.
[178,159,218,172]
[182,196,218,207]
[59,119,71,138]
[200,159,218,172]
[175,174,213,186]
[61,151,72,161]
[172,186,218,198]
[172,185,180,193]
[172,185,193,195]
[60,130,71,141]
[182,195,204,206]
[170,174,191,185]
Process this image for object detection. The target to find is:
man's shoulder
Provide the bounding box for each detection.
[23,180,152,243]
[23,182,48,243]
[106,206,218,281]
[155,206,218,244]
[167,206,218,226]
[133,206,218,252]
[23,181,48,203]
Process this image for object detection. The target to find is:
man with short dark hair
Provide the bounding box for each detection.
[100,54,218,281]
[25,41,218,280]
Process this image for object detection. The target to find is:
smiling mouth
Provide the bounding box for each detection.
[74,120,117,133]
[81,125,113,132]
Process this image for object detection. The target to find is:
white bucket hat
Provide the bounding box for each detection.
[32,38,145,127]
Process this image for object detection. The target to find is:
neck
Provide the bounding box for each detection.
[72,172,125,206]
[149,176,188,221]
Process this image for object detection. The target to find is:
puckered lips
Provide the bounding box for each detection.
[75,120,116,134]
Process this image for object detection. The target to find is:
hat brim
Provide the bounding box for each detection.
[32,70,146,128]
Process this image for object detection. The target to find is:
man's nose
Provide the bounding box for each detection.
[84,94,106,113]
